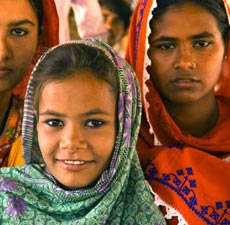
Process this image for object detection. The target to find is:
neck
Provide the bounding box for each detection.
[163,92,218,137]
[0,91,13,134]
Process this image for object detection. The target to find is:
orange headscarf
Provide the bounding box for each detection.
[13,0,59,98]
[126,0,230,224]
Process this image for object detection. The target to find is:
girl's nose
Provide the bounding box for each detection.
[59,126,87,151]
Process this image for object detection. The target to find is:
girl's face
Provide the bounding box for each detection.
[0,0,39,93]
[148,2,225,104]
[37,72,116,189]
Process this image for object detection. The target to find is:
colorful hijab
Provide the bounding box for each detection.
[0,0,59,167]
[0,39,166,224]
[126,0,230,224]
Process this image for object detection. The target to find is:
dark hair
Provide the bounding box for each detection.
[98,0,132,30]
[28,0,43,34]
[32,42,118,111]
[152,0,228,42]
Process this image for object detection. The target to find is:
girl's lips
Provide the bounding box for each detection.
[63,160,85,165]
[57,159,94,171]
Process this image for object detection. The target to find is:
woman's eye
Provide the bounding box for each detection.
[156,43,176,50]
[86,120,104,128]
[10,28,28,36]
[193,41,211,48]
[46,119,63,127]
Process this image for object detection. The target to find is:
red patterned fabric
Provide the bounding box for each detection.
[126,0,230,224]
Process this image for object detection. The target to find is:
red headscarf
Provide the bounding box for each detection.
[13,0,59,98]
[126,0,230,224]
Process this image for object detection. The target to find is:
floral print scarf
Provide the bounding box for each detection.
[0,39,166,224]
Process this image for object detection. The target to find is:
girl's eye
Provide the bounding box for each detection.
[193,41,211,48]
[46,119,63,127]
[86,120,104,128]
[10,28,28,36]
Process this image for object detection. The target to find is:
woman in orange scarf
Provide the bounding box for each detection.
[0,0,59,167]
[126,0,230,224]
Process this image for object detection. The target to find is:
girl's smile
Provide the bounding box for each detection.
[37,72,116,189]
[57,159,95,171]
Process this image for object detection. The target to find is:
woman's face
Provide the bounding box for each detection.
[0,0,39,93]
[148,2,225,104]
[37,72,116,189]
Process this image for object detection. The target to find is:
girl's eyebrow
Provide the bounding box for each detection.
[39,109,112,117]
[83,109,112,116]
[39,110,63,117]
[9,19,35,27]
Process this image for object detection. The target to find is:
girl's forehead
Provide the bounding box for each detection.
[40,74,114,101]
[38,75,116,118]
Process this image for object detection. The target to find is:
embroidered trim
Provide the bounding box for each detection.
[145,161,230,225]
[148,182,188,225]
[138,0,162,145]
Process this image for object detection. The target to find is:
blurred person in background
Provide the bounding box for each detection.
[99,0,132,57]
[54,0,107,43]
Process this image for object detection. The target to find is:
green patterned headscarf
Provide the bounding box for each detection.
[0,40,166,224]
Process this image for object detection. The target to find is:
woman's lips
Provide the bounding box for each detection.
[0,67,13,77]
[171,77,200,88]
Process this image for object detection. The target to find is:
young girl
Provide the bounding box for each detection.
[0,0,59,167]
[0,40,166,224]
[126,0,230,224]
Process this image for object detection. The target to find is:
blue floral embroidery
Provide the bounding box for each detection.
[6,197,27,218]
[144,161,230,225]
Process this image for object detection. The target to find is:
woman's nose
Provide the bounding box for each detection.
[174,47,196,70]
[0,35,12,62]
